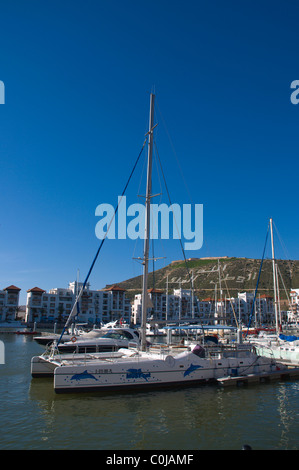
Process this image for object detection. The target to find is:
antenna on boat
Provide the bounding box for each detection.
[141,93,155,352]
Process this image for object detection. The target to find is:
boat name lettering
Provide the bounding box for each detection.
[95,368,112,374]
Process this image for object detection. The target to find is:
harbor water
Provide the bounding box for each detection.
[1,332,299,450]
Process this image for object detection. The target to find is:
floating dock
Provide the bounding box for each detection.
[217,367,299,387]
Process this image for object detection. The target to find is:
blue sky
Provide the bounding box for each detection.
[1,0,299,304]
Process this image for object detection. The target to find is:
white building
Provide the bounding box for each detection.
[132,288,199,325]
[25,282,131,325]
[289,289,299,323]
[211,293,275,326]
[132,288,277,327]
[0,285,21,322]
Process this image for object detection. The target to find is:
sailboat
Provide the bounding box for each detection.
[31,94,284,393]
[250,219,299,365]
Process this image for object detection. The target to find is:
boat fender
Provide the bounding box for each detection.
[71,336,77,343]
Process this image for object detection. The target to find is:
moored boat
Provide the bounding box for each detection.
[53,342,280,393]
[31,93,288,393]
[56,328,139,353]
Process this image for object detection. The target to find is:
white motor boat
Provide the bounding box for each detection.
[33,325,104,346]
[57,328,140,353]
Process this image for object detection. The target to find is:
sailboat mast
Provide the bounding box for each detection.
[141,93,155,351]
[270,218,279,333]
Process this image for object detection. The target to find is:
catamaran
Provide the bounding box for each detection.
[31,93,285,392]
[246,218,299,365]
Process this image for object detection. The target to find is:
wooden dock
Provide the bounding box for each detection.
[217,367,299,387]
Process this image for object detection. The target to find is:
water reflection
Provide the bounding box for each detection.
[2,333,299,450]
[275,383,299,450]
[29,379,299,450]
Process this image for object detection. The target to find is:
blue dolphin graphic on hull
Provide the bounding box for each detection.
[126,368,151,381]
[70,370,98,381]
[184,363,202,377]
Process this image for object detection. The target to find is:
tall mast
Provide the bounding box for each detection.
[166,275,169,322]
[191,270,194,319]
[270,218,279,333]
[141,93,155,351]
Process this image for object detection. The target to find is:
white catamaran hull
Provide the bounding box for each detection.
[31,355,58,377]
[31,350,128,378]
[53,347,280,393]
[255,343,299,365]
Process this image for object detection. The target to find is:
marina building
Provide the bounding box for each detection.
[0,285,21,322]
[131,289,278,327]
[25,282,131,325]
[289,289,299,322]
[210,293,275,326]
[131,288,199,325]
[22,281,298,327]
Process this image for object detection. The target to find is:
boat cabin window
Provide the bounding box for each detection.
[103,332,127,340]
[119,330,135,340]
[103,329,136,340]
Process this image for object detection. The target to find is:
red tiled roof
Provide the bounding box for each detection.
[104,285,126,292]
[4,285,21,291]
[148,288,164,294]
[27,287,46,293]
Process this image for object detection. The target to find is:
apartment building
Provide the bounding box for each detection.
[132,288,199,324]
[131,289,277,326]
[211,293,275,326]
[25,282,131,325]
[0,285,21,322]
[289,289,299,322]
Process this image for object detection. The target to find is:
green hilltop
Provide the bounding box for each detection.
[108,257,299,303]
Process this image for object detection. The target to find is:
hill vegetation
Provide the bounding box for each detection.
[107,257,299,304]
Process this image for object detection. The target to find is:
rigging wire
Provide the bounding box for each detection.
[273,220,292,263]
[220,264,239,328]
[155,99,193,204]
[154,140,206,337]
[277,264,292,310]
[56,138,147,346]
[245,222,270,338]
[155,98,212,259]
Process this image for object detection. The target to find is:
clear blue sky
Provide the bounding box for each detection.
[1,0,299,304]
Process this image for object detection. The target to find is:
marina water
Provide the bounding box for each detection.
[1,332,299,450]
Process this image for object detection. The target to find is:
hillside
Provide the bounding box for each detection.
[107,257,299,302]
